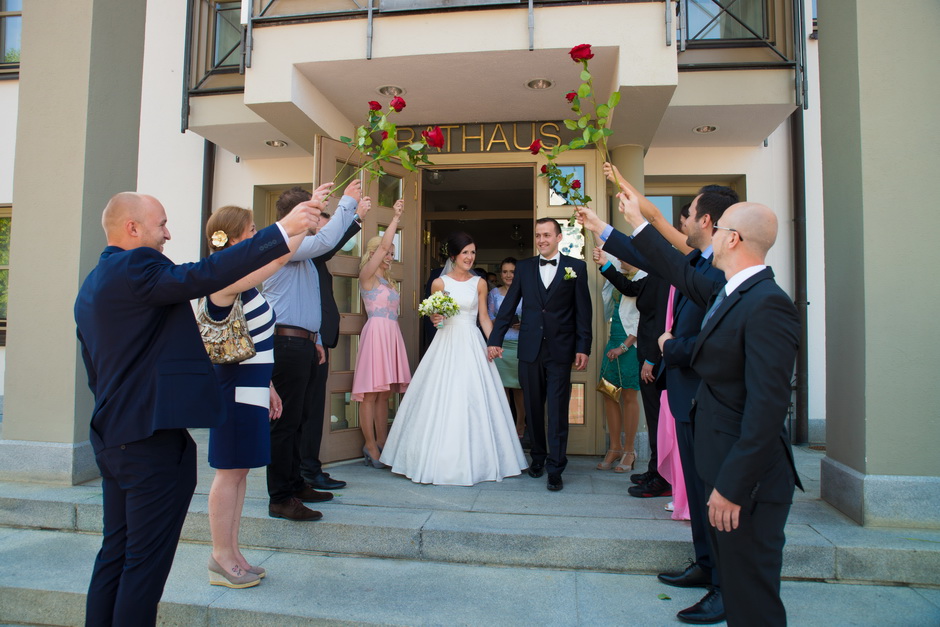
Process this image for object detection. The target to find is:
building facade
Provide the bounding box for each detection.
[1,0,934,528]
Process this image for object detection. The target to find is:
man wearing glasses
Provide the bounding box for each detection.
[580,194,801,627]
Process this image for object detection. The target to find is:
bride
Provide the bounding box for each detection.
[379,232,527,485]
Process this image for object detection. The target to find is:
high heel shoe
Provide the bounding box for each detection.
[613,451,636,473]
[362,445,385,469]
[208,556,260,589]
[596,449,624,470]
[246,565,266,579]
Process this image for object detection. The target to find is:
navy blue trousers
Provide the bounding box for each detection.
[519,343,572,475]
[86,429,196,627]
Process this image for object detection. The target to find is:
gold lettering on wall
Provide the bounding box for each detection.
[462,124,485,153]
[512,123,536,151]
[486,124,511,152]
[395,122,583,154]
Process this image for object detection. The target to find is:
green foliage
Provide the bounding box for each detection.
[3,48,19,64]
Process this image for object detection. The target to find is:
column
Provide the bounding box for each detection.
[818,0,940,527]
[0,0,147,483]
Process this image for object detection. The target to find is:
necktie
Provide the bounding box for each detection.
[701,288,726,329]
[540,258,557,266]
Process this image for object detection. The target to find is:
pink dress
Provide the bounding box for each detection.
[657,285,691,521]
[351,277,411,401]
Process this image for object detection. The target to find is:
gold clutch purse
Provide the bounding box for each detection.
[596,377,622,403]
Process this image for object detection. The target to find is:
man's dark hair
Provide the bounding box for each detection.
[694,185,739,225]
[536,217,562,235]
[276,186,311,219]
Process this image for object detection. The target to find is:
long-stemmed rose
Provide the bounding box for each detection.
[533,44,621,222]
[335,98,441,195]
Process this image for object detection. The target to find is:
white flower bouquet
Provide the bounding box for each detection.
[419,291,460,329]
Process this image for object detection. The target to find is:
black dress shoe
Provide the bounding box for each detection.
[547,473,563,491]
[658,561,711,588]
[294,485,333,503]
[630,470,653,485]
[306,472,346,490]
[627,475,672,498]
[677,589,725,625]
[527,464,544,478]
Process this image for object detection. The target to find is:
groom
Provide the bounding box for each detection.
[488,218,592,491]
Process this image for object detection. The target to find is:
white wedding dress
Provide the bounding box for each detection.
[380,275,527,485]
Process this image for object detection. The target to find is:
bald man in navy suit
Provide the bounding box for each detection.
[75,191,322,626]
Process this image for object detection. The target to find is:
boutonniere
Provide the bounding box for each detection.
[564,266,577,280]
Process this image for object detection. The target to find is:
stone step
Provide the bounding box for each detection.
[1,455,939,587]
[1,528,939,627]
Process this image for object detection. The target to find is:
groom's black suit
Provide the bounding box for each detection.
[489,254,592,475]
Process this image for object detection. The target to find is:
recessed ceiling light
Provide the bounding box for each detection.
[377,85,405,97]
[265,139,289,147]
[526,78,554,90]
[693,125,719,134]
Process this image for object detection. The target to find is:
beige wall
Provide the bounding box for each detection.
[820,0,940,477]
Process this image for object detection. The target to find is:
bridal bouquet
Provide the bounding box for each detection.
[419,291,459,329]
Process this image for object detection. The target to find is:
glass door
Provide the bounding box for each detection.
[317,136,419,463]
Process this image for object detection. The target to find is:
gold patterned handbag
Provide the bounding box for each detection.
[196,294,256,365]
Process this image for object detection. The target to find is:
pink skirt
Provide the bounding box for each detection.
[657,390,690,521]
[351,317,411,401]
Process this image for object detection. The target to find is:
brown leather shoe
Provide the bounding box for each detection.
[294,484,333,503]
[268,497,322,521]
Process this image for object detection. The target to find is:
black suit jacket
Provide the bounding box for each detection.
[314,220,361,349]
[631,225,802,505]
[603,231,725,422]
[75,224,290,453]
[489,255,592,363]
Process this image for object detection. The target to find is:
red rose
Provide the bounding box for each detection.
[422,126,445,149]
[529,139,542,155]
[389,96,406,112]
[571,179,582,189]
[368,100,381,111]
[569,44,594,62]
[541,165,548,174]
[566,91,577,103]
[381,131,389,140]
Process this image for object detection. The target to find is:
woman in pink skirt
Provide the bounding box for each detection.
[352,198,410,467]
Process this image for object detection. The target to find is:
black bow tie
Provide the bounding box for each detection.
[540,258,557,266]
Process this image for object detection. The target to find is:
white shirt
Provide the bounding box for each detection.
[539,252,560,288]
[724,265,766,296]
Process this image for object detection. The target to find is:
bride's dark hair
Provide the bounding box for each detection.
[446,232,475,258]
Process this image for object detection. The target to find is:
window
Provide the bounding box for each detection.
[0,0,22,73]
[213,1,242,68]
[686,0,768,42]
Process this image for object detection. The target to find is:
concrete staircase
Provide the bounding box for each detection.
[1,433,938,626]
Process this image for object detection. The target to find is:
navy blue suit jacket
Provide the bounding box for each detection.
[603,229,725,422]
[75,224,290,453]
[488,255,592,363]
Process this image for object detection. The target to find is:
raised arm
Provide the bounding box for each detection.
[359,198,404,290]
[603,162,693,255]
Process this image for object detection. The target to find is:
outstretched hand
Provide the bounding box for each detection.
[576,206,606,237]
[357,196,372,219]
[617,190,645,229]
[312,182,334,205]
[278,199,322,237]
[392,198,404,219]
[344,179,362,202]
[591,246,606,267]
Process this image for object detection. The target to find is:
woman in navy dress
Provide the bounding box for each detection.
[203,205,308,588]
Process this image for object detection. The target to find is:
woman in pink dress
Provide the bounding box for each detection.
[352,198,410,467]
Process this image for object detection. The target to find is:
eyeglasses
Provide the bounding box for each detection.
[714,223,743,241]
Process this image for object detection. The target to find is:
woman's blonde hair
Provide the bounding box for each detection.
[206,205,252,253]
[360,235,398,291]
